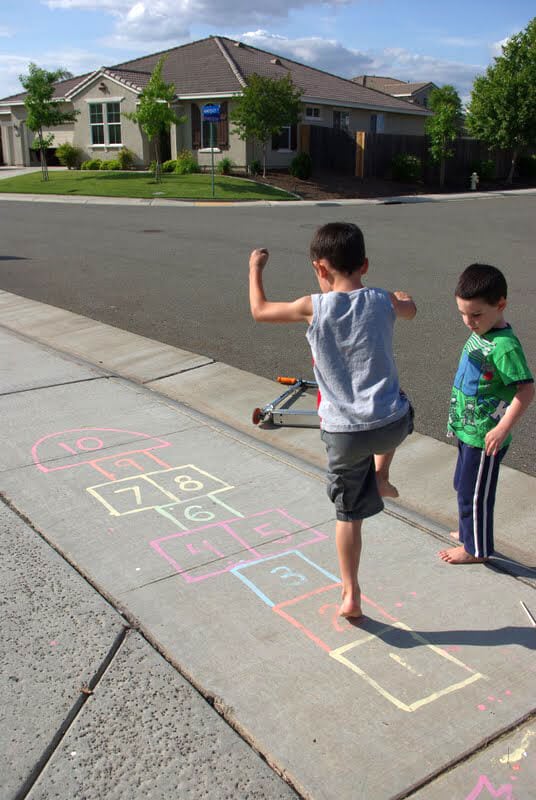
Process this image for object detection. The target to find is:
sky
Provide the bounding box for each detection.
[0,0,534,102]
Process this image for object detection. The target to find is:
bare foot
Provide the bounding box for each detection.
[376,476,399,498]
[438,546,488,564]
[450,530,460,540]
[339,601,363,619]
[339,587,363,618]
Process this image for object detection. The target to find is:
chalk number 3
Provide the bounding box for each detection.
[270,565,306,586]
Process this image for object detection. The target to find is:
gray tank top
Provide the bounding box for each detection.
[306,287,408,432]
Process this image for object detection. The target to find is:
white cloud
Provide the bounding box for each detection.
[491,36,509,57]
[238,30,374,76]
[0,26,13,37]
[0,50,101,99]
[46,0,353,44]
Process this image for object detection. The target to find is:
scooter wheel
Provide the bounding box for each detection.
[252,408,263,425]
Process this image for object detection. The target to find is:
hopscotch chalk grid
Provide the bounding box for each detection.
[32,426,487,712]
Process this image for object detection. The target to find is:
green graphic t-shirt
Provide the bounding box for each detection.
[448,325,533,449]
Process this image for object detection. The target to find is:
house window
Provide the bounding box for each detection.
[370,113,385,133]
[89,102,122,145]
[89,104,104,145]
[305,106,321,120]
[333,110,350,131]
[272,126,291,150]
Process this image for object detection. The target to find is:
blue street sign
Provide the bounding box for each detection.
[202,103,221,122]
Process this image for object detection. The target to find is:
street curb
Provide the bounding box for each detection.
[0,185,535,208]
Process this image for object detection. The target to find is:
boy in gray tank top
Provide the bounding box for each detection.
[249,222,416,619]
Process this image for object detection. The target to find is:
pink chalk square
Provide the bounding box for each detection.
[150,520,260,583]
[150,509,327,584]
[226,508,327,555]
[273,585,402,653]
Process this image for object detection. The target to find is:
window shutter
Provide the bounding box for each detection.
[271,132,279,150]
[217,102,229,150]
[291,124,297,150]
[191,104,201,150]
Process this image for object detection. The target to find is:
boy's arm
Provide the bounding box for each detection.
[389,291,417,319]
[484,382,535,456]
[249,248,313,324]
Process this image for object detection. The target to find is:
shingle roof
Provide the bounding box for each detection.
[1,37,430,115]
[353,75,434,96]
[0,72,94,104]
[216,39,428,113]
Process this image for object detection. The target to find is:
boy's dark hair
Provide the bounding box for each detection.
[455,263,507,304]
[310,222,366,275]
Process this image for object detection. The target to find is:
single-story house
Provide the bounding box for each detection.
[353,76,437,108]
[0,37,431,169]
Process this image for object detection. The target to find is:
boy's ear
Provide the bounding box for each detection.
[313,259,331,280]
[360,257,369,276]
[498,297,507,311]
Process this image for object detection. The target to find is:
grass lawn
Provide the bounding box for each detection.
[0,170,297,201]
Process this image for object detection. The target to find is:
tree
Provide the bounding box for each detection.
[19,63,80,181]
[124,55,185,182]
[425,85,463,187]
[466,17,536,183]
[230,73,302,177]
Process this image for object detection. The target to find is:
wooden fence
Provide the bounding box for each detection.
[301,124,519,183]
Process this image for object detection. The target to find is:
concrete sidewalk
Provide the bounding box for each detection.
[1,320,535,799]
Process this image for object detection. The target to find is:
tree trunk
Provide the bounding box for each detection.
[507,147,518,184]
[154,139,161,184]
[39,129,49,182]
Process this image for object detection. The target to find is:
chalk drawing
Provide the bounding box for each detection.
[151,511,326,583]
[232,550,338,609]
[464,775,513,800]
[330,624,484,712]
[86,465,233,516]
[32,427,172,475]
[499,729,534,764]
[32,425,492,717]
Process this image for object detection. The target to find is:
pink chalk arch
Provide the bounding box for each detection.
[31,427,171,474]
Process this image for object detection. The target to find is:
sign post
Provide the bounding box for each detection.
[202,103,221,198]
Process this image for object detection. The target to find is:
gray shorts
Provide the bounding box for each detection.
[321,407,414,521]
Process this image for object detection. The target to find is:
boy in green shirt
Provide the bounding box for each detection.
[439,264,534,564]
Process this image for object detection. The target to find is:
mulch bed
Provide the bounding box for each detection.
[253,169,536,201]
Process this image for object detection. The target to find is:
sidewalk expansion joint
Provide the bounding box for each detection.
[395,707,536,800]
[0,375,107,397]
[13,626,130,800]
[141,359,215,384]
[126,516,336,595]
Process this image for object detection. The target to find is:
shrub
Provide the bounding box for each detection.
[100,159,121,170]
[391,153,422,182]
[216,157,234,175]
[517,154,536,178]
[162,159,177,173]
[81,159,102,171]
[469,159,495,181]
[289,152,312,180]
[249,159,262,176]
[174,150,200,174]
[56,142,82,169]
[117,147,135,170]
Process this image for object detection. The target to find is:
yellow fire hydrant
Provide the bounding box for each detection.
[470,172,479,191]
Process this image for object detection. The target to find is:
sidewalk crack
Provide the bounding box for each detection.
[13,627,130,800]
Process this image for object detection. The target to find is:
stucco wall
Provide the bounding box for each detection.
[71,78,146,165]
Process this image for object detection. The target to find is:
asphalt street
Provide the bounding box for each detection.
[0,196,534,474]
